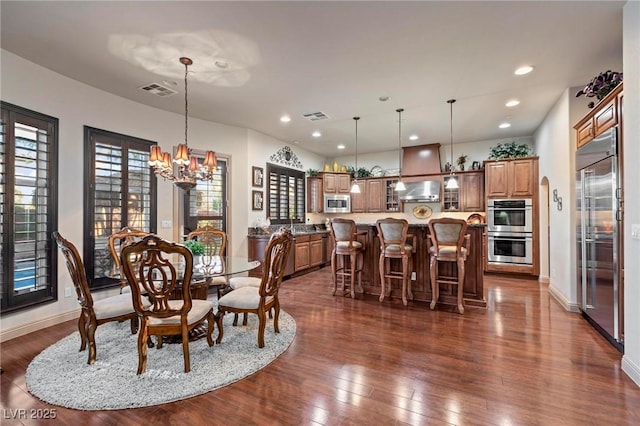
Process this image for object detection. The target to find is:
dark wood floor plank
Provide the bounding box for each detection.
[2,267,639,425]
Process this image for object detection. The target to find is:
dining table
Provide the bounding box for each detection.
[177,255,261,300]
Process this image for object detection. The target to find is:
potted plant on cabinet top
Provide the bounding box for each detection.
[456,154,468,171]
[576,70,623,108]
[488,142,532,160]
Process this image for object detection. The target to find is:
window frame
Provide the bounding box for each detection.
[182,156,228,235]
[266,163,305,225]
[1,101,59,314]
[83,126,157,290]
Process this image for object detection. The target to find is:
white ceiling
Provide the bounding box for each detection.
[1,1,624,157]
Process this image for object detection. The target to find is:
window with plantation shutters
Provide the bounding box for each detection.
[183,157,228,234]
[266,163,305,225]
[84,127,157,289]
[1,102,58,313]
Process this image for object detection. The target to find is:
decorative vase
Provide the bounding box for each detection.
[333,161,339,172]
[324,164,331,172]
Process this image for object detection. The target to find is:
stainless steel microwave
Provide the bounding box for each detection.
[324,194,351,213]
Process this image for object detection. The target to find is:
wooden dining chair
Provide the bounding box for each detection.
[216,228,293,348]
[120,235,217,374]
[53,231,146,365]
[186,226,228,297]
[107,226,150,292]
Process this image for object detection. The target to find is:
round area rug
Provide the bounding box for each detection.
[26,310,296,410]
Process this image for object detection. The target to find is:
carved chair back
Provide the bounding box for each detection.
[121,235,194,319]
[186,226,227,257]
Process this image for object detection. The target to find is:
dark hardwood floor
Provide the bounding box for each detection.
[2,267,639,425]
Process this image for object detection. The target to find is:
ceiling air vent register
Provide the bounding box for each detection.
[303,112,330,121]
[139,82,178,97]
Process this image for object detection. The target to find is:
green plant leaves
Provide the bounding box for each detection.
[488,142,532,160]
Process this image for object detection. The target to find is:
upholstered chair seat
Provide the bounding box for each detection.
[93,293,150,320]
[228,276,261,289]
[147,299,214,326]
[429,245,467,256]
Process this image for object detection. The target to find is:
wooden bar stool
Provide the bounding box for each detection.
[376,218,414,306]
[427,218,470,314]
[330,218,366,298]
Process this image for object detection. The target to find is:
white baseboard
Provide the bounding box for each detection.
[548,283,581,313]
[1,308,79,343]
[622,356,640,387]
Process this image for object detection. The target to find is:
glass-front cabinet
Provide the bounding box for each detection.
[443,176,460,211]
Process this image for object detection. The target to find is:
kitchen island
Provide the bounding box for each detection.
[247,223,486,309]
[348,223,486,309]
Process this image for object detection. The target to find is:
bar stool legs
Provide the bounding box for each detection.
[332,248,362,299]
[429,255,465,314]
[379,255,412,306]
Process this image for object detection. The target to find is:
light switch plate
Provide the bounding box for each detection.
[161,220,172,229]
[64,287,73,298]
[632,224,640,240]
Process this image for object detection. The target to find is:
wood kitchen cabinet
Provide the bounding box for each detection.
[384,178,401,212]
[322,172,351,194]
[485,157,537,198]
[294,234,310,272]
[443,171,484,212]
[306,176,323,213]
[461,171,485,211]
[351,178,384,213]
[309,234,324,267]
[574,83,622,149]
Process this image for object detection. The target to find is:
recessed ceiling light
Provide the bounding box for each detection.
[505,99,520,107]
[280,115,291,123]
[409,134,419,141]
[514,65,534,75]
[499,122,511,129]
[379,96,389,102]
[337,144,345,150]
[312,131,321,138]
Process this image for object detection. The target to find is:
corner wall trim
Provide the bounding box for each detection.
[0,308,80,343]
[622,356,640,388]
[548,283,580,313]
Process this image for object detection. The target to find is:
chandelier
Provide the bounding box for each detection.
[148,57,217,191]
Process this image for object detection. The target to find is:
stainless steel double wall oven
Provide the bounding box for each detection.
[487,198,534,266]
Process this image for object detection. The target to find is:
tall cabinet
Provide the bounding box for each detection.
[484,157,539,276]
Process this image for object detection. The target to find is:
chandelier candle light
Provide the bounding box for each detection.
[350,117,361,194]
[395,108,406,191]
[148,57,218,191]
[446,99,459,190]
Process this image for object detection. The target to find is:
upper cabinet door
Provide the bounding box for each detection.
[510,159,536,197]
[485,158,537,198]
[337,174,351,193]
[323,173,337,193]
[485,161,509,198]
[461,172,485,211]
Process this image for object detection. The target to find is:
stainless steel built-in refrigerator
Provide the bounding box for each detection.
[576,127,623,348]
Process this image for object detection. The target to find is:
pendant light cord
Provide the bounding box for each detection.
[353,117,360,171]
[396,108,404,178]
[184,61,189,146]
[447,99,456,172]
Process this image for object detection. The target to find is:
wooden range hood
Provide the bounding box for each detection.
[401,143,442,176]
